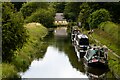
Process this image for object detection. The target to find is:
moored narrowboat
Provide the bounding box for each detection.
[84,46,108,67]
[71,29,80,42]
[74,34,89,58]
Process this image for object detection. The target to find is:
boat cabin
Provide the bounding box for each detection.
[84,46,108,66]
[71,29,80,42]
[75,34,89,51]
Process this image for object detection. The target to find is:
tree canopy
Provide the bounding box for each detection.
[64,2,82,22]
[20,2,49,19]
[25,8,55,28]
[87,9,111,29]
[2,2,28,62]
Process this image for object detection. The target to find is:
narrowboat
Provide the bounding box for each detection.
[71,29,80,42]
[85,66,109,79]
[74,34,89,58]
[84,46,108,67]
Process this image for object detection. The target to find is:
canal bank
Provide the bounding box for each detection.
[2,23,48,79]
[80,25,120,79]
[20,28,115,79]
[69,25,118,79]
[90,31,120,79]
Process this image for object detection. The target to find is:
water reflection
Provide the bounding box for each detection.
[21,46,88,78]
[85,66,109,79]
[20,32,115,79]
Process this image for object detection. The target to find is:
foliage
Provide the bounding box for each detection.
[2,2,28,62]
[25,8,55,28]
[108,52,120,77]
[12,23,48,72]
[64,2,82,21]
[92,29,119,56]
[20,2,49,18]
[105,3,120,23]
[87,9,111,29]
[88,2,120,23]
[98,3,120,23]
[2,63,20,79]
[53,2,66,13]
[12,2,25,11]
[78,3,92,30]
[99,21,118,41]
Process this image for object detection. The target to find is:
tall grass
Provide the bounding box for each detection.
[2,23,48,78]
[91,21,120,78]
[11,23,48,72]
[93,21,120,56]
[2,63,20,79]
[99,21,118,42]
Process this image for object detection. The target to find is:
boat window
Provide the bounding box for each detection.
[100,50,104,57]
[72,35,75,39]
[93,51,99,57]
[86,51,89,58]
[79,38,89,45]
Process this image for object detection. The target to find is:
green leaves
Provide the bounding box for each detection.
[25,8,55,28]
[20,2,49,19]
[2,2,28,62]
[78,3,91,30]
[64,2,81,21]
[87,9,111,29]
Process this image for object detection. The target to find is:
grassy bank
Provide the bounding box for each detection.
[90,21,120,78]
[1,63,20,79]
[97,21,119,55]
[92,31,120,78]
[80,21,120,78]
[2,23,48,78]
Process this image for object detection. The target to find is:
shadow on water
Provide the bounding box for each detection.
[20,31,116,79]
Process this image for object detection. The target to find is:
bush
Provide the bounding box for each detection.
[2,2,28,62]
[78,3,91,30]
[64,2,81,21]
[25,8,55,28]
[87,9,111,29]
[12,23,48,72]
[2,63,20,79]
[20,2,49,18]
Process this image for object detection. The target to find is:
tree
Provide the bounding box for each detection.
[78,3,92,30]
[88,2,120,23]
[12,2,25,11]
[25,8,55,28]
[87,9,111,29]
[64,2,82,21]
[53,2,66,13]
[2,2,28,62]
[20,2,49,19]
[102,3,120,23]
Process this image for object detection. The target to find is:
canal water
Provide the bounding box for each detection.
[20,32,115,79]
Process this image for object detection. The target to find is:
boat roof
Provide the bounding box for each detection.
[77,34,88,39]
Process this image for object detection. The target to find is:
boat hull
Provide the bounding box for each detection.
[84,59,108,68]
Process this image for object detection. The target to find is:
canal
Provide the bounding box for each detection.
[20,31,116,79]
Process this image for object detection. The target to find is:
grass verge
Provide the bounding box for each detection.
[2,22,48,78]
[2,63,20,79]
[91,28,120,78]
[82,21,120,78]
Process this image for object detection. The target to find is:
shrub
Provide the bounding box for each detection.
[20,2,49,18]
[12,23,48,72]
[2,2,28,62]
[87,9,111,29]
[2,63,20,79]
[78,3,92,30]
[25,8,55,28]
